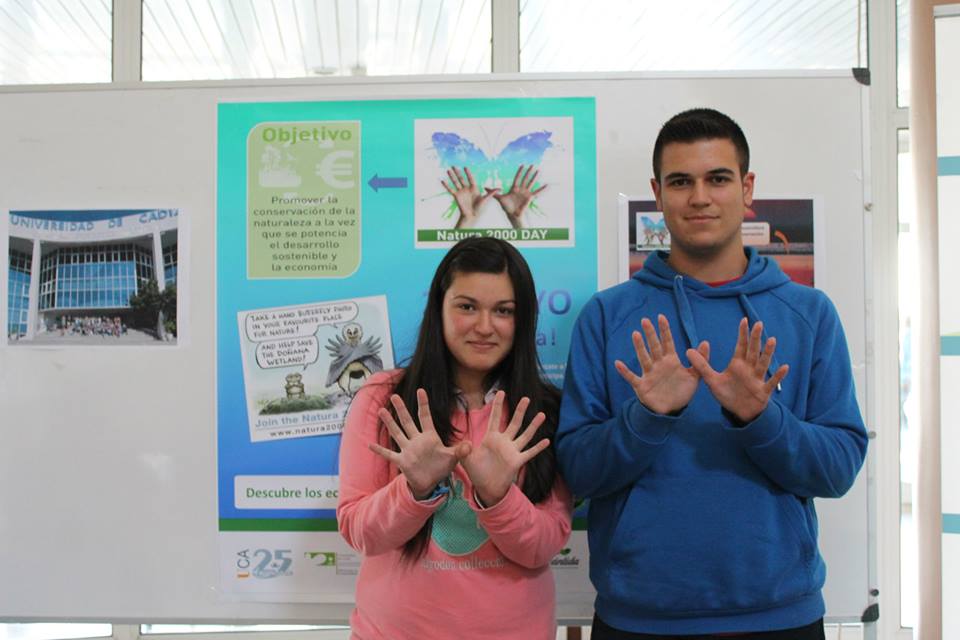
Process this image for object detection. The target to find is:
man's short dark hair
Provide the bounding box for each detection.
[652,108,750,182]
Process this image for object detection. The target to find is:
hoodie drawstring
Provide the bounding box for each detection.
[667,276,781,392]
[672,275,700,349]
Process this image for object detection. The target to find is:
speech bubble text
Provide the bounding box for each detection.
[255,337,320,370]
[244,302,359,342]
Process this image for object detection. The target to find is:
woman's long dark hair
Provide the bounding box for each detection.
[388,236,560,561]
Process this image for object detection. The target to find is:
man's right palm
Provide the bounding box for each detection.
[613,314,708,416]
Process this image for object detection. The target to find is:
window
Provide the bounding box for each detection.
[163,241,178,287]
[0,0,111,85]
[897,128,918,629]
[7,248,32,338]
[520,0,867,72]
[0,624,111,640]
[141,0,492,80]
[897,0,910,107]
[37,243,155,312]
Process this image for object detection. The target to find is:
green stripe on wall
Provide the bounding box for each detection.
[942,335,960,355]
[944,513,960,534]
[220,518,339,532]
[939,156,960,176]
[223,516,588,532]
[224,516,589,532]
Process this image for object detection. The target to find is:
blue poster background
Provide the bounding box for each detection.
[217,98,597,529]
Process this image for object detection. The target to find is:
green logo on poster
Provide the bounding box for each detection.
[305,551,337,567]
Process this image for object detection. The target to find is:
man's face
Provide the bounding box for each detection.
[651,138,754,263]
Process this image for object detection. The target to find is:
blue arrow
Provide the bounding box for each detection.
[368,174,408,192]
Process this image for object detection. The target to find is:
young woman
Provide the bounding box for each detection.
[337,236,572,640]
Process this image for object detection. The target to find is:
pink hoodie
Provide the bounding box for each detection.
[337,370,573,640]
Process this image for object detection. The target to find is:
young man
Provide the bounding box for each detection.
[557,108,867,639]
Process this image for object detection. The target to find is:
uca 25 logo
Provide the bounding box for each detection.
[236,548,293,579]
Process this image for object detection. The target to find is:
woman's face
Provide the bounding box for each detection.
[441,270,516,390]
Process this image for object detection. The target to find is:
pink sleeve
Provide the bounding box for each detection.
[470,475,573,569]
[336,372,445,556]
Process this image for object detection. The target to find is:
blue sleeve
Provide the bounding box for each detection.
[556,295,677,499]
[728,298,868,498]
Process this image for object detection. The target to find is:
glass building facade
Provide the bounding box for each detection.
[7,250,32,337]
[163,244,177,287]
[38,244,157,311]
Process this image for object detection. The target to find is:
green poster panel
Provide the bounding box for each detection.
[247,121,361,278]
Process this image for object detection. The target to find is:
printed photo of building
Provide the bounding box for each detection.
[6,209,179,345]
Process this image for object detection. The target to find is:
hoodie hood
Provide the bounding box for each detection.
[633,247,792,382]
[633,246,791,297]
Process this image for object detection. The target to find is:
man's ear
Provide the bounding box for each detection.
[741,171,756,207]
[650,177,663,209]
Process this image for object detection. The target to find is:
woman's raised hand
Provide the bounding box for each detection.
[460,392,550,507]
[369,389,471,500]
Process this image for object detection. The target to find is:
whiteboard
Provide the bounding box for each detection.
[0,73,871,623]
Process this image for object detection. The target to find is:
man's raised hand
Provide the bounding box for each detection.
[686,318,789,424]
[614,314,708,416]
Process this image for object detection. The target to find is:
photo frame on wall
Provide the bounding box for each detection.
[618,194,823,288]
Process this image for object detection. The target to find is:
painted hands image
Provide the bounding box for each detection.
[414,117,575,247]
[442,164,548,231]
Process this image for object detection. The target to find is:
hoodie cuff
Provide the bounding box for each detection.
[725,399,785,447]
[623,396,677,444]
[468,482,521,515]
[393,474,448,514]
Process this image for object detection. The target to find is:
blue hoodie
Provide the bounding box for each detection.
[557,248,867,635]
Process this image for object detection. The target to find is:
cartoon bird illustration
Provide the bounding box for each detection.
[325,322,384,397]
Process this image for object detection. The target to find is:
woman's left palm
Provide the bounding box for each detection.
[461,392,550,506]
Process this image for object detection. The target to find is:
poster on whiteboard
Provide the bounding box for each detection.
[216,97,598,601]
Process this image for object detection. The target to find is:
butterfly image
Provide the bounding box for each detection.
[430,130,554,218]
[639,215,669,246]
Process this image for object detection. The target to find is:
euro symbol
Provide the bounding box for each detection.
[316,151,355,189]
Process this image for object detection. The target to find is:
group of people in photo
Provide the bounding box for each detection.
[336,108,868,640]
[57,314,127,338]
